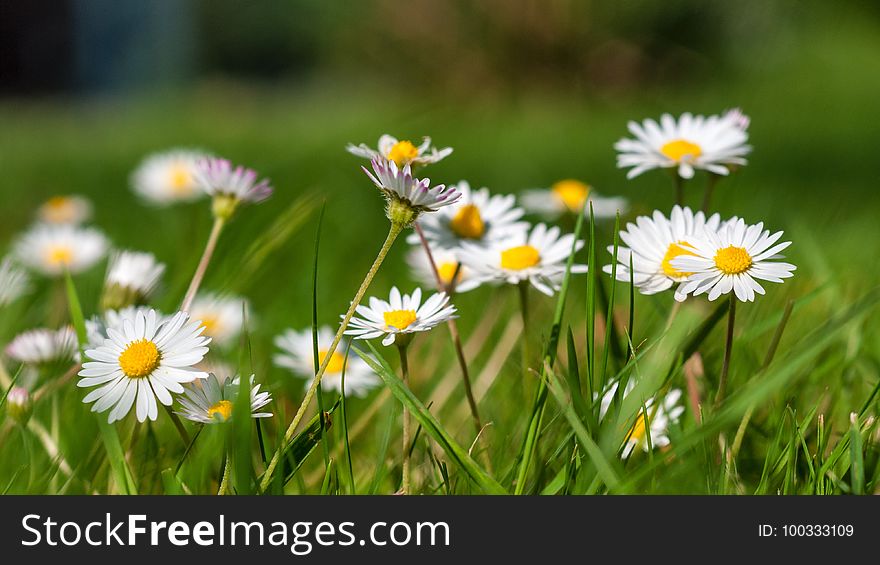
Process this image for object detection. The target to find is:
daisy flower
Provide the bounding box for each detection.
[603,206,722,297]
[363,158,460,226]
[5,327,78,366]
[14,224,108,277]
[77,309,211,423]
[520,179,629,220]
[599,380,684,458]
[457,223,587,296]
[672,218,796,302]
[406,180,528,251]
[36,195,92,225]
[405,246,473,291]
[347,134,452,168]
[131,149,208,205]
[187,293,248,347]
[176,374,272,424]
[273,327,380,397]
[193,157,273,219]
[0,257,30,306]
[615,111,752,179]
[101,250,165,310]
[345,287,457,347]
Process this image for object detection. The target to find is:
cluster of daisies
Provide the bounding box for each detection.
[1,151,275,425]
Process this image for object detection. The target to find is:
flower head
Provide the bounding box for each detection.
[347,134,452,168]
[274,327,380,397]
[5,327,77,366]
[363,158,460,226]
[598,380,684,458]
[407,181,528,251]
[603,206,721,297]
[14,224,108,277]
[101,250,165,311]
[345,287,457,347]
[672,218,795,302]
[131,149,208,205]
[405,246,473,291]
[520,179,629,220]
[457,223,587,296]
[187,293,248,347]
[78,309,211,423]
[5,386,33,425]
[615,111,751,179]
[37,195,92,225]
[176,374,272,424]
[0,257,30,306]
[193,157,273,219]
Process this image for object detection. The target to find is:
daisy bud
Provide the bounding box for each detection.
[193,157,273,221]
[6,387,32,425]
[362,158,460,228]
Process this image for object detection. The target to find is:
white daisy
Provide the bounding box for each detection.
[345,287,457,347]
[520,179,629,220]
[406,180,528,251]
[14,224,108,277]
[405,246,473,291]
[77,309,211,423]
[5,327,78,366]
[615,111,752,179]
[175,374,271,424]
[36,195,92,225]
[457,223,587,296]
[187,293,248,347]
[603,206,722,297]
[273,327,380,397]
[86,306,172,350]
[0,257,30,306]
[599,380,684,458]
[131,149,208,205]
[672,218,796,303]
[347,134,452,168]
[101,250,165,310]
[363,158,460,224]
[193,157,273,205]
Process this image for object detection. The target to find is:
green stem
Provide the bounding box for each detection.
[715,295,737,408]
[701,174,720,213]
[397,343,413,494]
[181,216,226,312]
[518,280,531,380]
[259,221,404,493]
[673,174,684,207]
[218,454,232,495]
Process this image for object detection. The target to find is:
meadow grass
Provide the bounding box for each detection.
[1,16,879,494]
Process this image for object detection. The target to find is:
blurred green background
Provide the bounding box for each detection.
[1,0,879,493]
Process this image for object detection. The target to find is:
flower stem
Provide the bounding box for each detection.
[397,343,413,494]
[412,224,483,435]
[701,173,721,213]
[218,453,231,495]
[181,216,226,312]
[715,295,737,408]
[673,173,684,206]
[259,221,403,493]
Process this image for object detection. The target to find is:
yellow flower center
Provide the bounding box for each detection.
[661,241,697,279]
[551,179,590,212]
[500,245,540,270]
[628,411,649,443]
[384,309,417,330]
[320,349,347,374]
[46,196,70,209]
[207,399,233,421]
[199,315,220,337]
[386,140,420,167]
[437,262,461,285]
[118,339,161,378]
[46,245,73,267]
[169,164,193,194]
[713,245,753,275]
[660,139,702,162]
[449,204,485,239]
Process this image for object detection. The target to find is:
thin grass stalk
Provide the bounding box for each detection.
[715,295,737,408]
[259,220,403,492]
[397,343,413,494]
[181,216,225,312]
[310,204,332,471]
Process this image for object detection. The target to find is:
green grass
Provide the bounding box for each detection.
[1,11,879,494]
